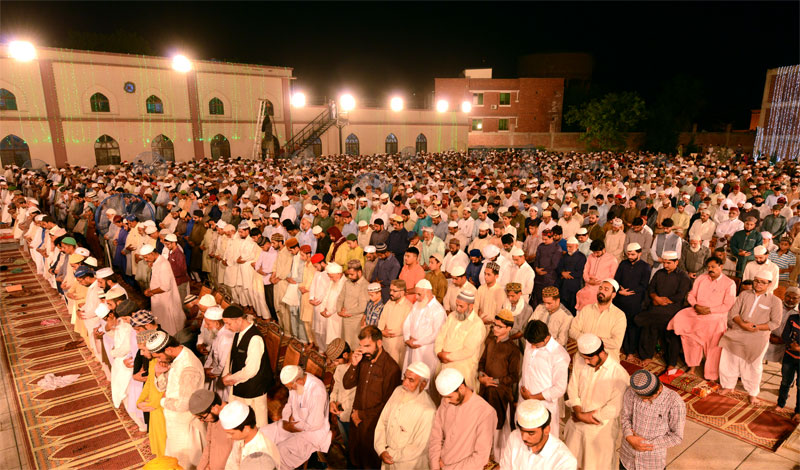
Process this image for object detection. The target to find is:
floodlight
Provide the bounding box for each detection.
[461,101,472,113]
[390,97,404,112]
[172,55,192,73]
[9,41,36,62]
[436,99,449,113]
[340,94,355,112]
[291,92,306,108]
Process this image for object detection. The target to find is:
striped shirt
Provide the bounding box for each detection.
[768,250,795,281]
[364,300,384,326]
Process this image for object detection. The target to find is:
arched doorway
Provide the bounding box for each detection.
[210,134,231,160]
[152,134,175,161]
[416,133,427,154]
[345,134,359,155]
[385,133,398,154]
[94,134,121,165]
[0,135,31,167]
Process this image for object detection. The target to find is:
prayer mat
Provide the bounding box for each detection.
[0,243,151,469]
[621,355,796,451]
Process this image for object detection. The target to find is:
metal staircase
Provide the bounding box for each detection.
[281,101,338,158]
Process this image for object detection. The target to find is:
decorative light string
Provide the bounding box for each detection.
[755,65,800,161]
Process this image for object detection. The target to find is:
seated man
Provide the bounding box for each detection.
[262,365,332,470]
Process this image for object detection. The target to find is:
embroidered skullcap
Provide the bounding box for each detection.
[449,265,466,277]
[630,369,660,396]
[577,333,603,355]
[76,247,90,257]
[74,265,94,278]
[530,286,559,304]
[146,330,170,353]
[188,389,217,415]
[325,338,347,359]
[367,282,381,293]
[364,245,376,254]
[496,309,514,323]
[407,361,431,380]
[326,262,342,274]
[435,368,464,396]
[199,294,217,307]
[516,399,550,429]
[271,233,284,242]
[139,244,154,255]
[753,245,767,255]
[485,261,501,273]
[145,226,158,235]
[222,305,244,318]
[130,309,155,327]
[661,250,679,260]
[510,247,525,257]
[577,227,588,235]
[136,329,159,345]
[312,225,323,235]
[786,286,800,296]
[468,249,482,258]
[280,365,302,385]
[505,282,522,293]
[300,244,312,254]
[219,400,250,430]
[285,238,299,248]
[478,222,491,231]
[566,237,579,245]
[204,306,224,321]
[457,289,475,303]
[416,279,433,290]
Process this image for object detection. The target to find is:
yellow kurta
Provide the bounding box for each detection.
[378,298,413,366]
[434,310,486,391]
[137,359,167,457]
[374,386,437,470]
[569,303,627,360]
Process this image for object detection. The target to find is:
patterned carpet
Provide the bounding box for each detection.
[0,241,152,469]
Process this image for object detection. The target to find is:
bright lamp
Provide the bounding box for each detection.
[9,41,36,62]
[172,55,192,72]
[340,94,355,112]
[436,99,449,113]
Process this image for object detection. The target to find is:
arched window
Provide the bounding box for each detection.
[94,134,121,166]
[416,133,427,154]
[0,89,18,111]
[209,97,225,115]
[0,135,30,166]
[151,134,175,161]
[146,95,164,114]
[385,133,398,154]
[345,134,359,155]
[210,134,231,160]
[312,137,322,157]
[90,92,110,112]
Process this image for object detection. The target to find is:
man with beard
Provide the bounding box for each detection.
[520,320,570,442]
[624,218,653,264]
[201,306,234,400]
[374,362,437,470]
[428,368,496,470]
[635,251,692,376]
[499,399,577,470]
[766,286,800,363]
[569,279,627,361]
[532,229,561,307]
[688,208,716,248]
[371,243,401,303]
[343,326,402,469]
[555,237,586,315]
[742,245,779,294]
[575,240,619,311]
[564,334,629,470]
[141,244,185,336]
[613,243,652,360]
[719,270,783,404]
[468,221,492,255]
[387,215,411,263]
[478,308,522,457]
[668,257,737,381]
[729,216,762,277]
[146,331,207,469]
[262,365,331,470]
[435,289,486,391]
[337,260,369,348]
[221,305,275,429]
[272,234,294,329]
[379,279,413,365]
[679,235,710,280]
[443,265,471,314]
[649,218,682,273]
[187,210,207,281]
[190,389,234,470]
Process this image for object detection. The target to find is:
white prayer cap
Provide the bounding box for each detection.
[448,221,458,228]
[105,286,126,300]
[280,365,302,385]
[566,237,579,245]
[753,245,767,256]
[204,306,224,321]
[34,214,45,222]
[165,233,178,242]
[516,399,550,429]
[577,333,603,355]
[367,282,381,293]
[199,294,217,307]
[689,233,702,241]
[406,361,431,381]
[612,218,623,227]
[563,206,573,213]
[50,226,67,237]
[312,226,323,235]
[326,262,343,274]
[358,220,368,227]
[105,208,117,215]
[76,247,90,257]
[449,265,466,277]
[416,279,433,290]
[96,267,114,279]
[602,278,620,292]
[760,231,773,240]
[577,228,588,235]
[478,222,491,231]
[482,244,500,259]
[139,244,154,255]
[662,250,679,260]
[435,368,464,396]
[510,247,525,257]
[219,400,250,430]
[743,202,753,209]
[626,242,642,252]
[95,303,110,319]
[754,269,773,282]
[364,245,376,254]
[146,330,170,353]
[84,256,98,267]
[217,220,227,229]
[145,226,157,235]
[422,226,434,233]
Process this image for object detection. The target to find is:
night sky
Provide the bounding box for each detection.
[2,1,798,129]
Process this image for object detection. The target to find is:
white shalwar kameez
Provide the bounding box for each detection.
[320,276,345,346]
[149,254,185,335]
[373,386,437,470]
[401,296,446,377]
[520,337,570,439]
[499,430,577,470]
[309,271,332,347]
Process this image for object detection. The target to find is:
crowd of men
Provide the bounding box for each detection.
[1,147,799,470]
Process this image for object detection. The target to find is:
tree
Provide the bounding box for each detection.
[643,75,705,153]
[565,92,646,151]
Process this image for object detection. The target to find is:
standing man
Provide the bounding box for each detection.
[718,270,782,404]
[189,389,234,470]
[729,217,762,277]
[201,306,235,400]
[619,370,686,470]
[564,334,629,470]
[141,244,185,336]
[428,368,497,470]
[337,259,369,348]
[668,257,737,381]
[435,289,486,391]
[146,331,207,470]
[220,305,275,428]
[343,326,402,469]
[532,229,562,307]
[374,362,437,470]
[499,399,577,470]
[556,237,586,315]
[402,279,447,377]
[378,279,413,365]
[262,365,331,470]
[569,279,627,361]
[614,243,651,360]
[635,251,692,375]
[165,233,191,301]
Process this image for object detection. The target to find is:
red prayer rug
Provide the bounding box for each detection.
[0,244,152,469]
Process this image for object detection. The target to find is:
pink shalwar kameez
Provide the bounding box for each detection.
[575,253,618,311]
